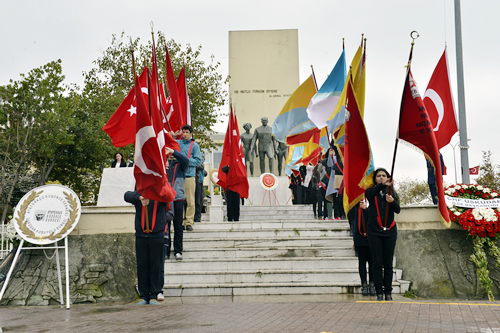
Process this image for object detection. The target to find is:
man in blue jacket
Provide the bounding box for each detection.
[177,125,202,231]
[124,191,174,305]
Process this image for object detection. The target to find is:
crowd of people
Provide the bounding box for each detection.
[123,124,206,305]
[117,129,401,303]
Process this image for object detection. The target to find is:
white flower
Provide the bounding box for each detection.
[477,185,484,190]
[454,212,461,216]
[472,207,498,222]
[445,189,455,195]
[462,184,469,189]
[492,193,498,198]
[454,185,461,190]
[484,188,492,193]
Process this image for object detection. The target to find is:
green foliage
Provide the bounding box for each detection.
[471,236,494,301]
[85,31,228,152]
[476,151,500,192]
[403,290,416,298]
[394,177,432,206]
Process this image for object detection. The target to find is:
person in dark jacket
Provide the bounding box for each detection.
[166,147,189,261]
[124,191,174,305]
[364,168,401,301]
[194,161,206,222]
[111,152,127,168]
[221,165,240,221]
[350,199,375,296]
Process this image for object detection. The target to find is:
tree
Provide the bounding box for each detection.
[476,151,500,191]
[87,31,228,151]
[394,177,433,206]
[0,60,75,223]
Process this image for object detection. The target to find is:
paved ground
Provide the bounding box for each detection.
[2,294,500,332]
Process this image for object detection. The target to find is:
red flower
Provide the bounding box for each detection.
[483,194,489,199]
[478,231,487,238]
[467,190,473,194]
[489,232,496,237]
[460,189,465,193]
[453,192,459,197]
[486,224,494,232]
[476,191,482,195]
[470,229,477,236]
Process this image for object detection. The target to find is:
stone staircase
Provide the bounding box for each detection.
[163,205,410,297]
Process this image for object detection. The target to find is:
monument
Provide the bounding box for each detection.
[276,141,287,176]
[241,123,256,176]
[251,117,277,175]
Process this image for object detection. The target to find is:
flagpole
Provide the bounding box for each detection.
[385,35,417,225]
[130,38,150,228]
[454,0,470,183]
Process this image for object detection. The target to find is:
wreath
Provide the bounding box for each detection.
[446,184,500,301]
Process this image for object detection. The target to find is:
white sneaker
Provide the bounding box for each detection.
[175,253,183,261]
[157,292,164,301]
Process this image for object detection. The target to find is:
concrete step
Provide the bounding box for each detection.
[165,257,358,272]
[182,236,354,249]
[164,269,360,284]
[163,281,406,297]
[192,221,349,230]
[180,229,350,239]
[178,247,356,259]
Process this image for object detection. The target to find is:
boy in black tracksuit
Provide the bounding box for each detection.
[124,191,174,305]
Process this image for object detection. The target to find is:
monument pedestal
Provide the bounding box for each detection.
[97,167,135,206]
[244,176,292,206]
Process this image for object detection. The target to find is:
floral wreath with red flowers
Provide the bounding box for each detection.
[445,183,500,301]
[446,184,500,237]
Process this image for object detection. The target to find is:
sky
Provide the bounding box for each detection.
[1,0,499,185]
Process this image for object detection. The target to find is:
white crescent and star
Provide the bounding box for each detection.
[423,89,444,131]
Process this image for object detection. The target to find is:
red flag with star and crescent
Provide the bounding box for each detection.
[423,47,458,149]
[217,105,249,199]
[133,70,176,203]
[103,67,148,147]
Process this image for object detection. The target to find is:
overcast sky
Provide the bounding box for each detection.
[1,0,498,185]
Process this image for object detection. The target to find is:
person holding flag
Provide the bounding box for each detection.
[364,168,401,301]
[217,105,249,221]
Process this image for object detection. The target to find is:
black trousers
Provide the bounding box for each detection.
[320,188,328,218]
[356,245,374,284]
[135,236,164,301]
[333,193,345,218]
[226,188,240,221]
[170,200,184,254]
[314,189,324,217]
[194,181,203,222]
[368,233,397,295]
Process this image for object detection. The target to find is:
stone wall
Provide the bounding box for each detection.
[0,234,136,306]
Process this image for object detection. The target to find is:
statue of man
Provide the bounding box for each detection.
[276,141,288,176]
[240,123,256,176]
[250,117,277,175]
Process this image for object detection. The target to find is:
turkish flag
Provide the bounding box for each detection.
[469,166,479,175]
[103,67,148,147]
[133,71,176,203]
[217,105,249,198]
[165,45,184,134]
[423,48,458,149]
[398,67,450,227]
